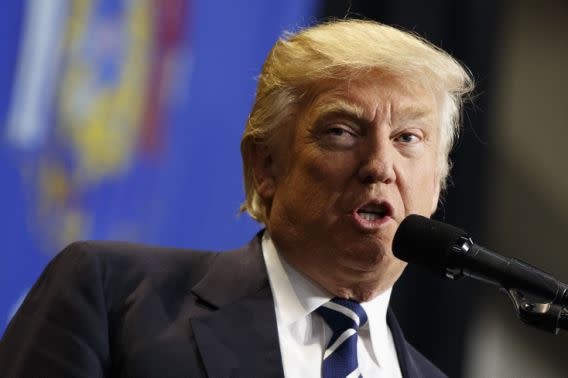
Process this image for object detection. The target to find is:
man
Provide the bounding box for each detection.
[0,20,473,377]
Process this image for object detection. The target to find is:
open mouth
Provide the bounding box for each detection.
[355,202,392,221]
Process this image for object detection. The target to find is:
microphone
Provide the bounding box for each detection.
[392,214,568,307]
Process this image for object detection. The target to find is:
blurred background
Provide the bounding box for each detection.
[1,0,567,376]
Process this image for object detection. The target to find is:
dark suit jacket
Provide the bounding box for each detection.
[0,235,445,378]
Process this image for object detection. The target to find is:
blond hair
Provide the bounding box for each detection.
[241,19,474,223]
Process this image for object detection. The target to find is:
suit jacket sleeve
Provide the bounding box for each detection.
[0,242,111,378]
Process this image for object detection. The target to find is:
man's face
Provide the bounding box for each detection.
[257,73,442,301]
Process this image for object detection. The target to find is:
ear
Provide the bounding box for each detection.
[251,144,277,201]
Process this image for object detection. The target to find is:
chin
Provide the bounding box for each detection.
[340,239,392,271]
[331,251,404,299]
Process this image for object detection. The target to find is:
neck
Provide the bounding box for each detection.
[266,231,401,303]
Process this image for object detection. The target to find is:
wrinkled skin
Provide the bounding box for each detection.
[254,73,442,302]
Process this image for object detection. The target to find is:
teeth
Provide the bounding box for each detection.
[359,212,381,220]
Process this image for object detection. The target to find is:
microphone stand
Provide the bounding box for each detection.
[505,288,568,334]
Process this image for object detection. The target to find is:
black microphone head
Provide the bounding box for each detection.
[393,214,468,276]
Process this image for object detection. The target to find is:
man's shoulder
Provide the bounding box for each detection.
[53,240,217,283]
[44,240,253,308]
[1,238,265,377]
[59,240,220,273]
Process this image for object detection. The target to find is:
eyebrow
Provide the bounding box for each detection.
[309,100,367,123]
[395,105,433,123]
[310,100,433,127]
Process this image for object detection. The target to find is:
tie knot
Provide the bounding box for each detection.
[317,297,368,334]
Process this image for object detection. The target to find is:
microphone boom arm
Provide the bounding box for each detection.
[445,236,568,334]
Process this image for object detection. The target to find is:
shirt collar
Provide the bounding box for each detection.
[262,232,330,326]
[261,232,393,366]
[360,286,393,367]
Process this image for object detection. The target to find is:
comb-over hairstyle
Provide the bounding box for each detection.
[241,19,474,224]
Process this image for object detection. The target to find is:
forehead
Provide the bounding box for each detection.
[300,73,440,124]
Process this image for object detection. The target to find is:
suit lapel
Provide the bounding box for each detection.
[388,308,418,378]
[190,234,284,378]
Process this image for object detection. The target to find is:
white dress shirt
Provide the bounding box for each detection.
[262,233,402,378]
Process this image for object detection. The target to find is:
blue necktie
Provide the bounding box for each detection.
[316,298,368,378]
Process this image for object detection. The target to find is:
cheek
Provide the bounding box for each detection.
[303,149,354,190]
[283,151,355,214]
[399,160,440,215]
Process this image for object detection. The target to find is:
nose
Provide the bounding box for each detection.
[357,137,396,185]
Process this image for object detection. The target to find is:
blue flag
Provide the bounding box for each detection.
[0,0,317,335]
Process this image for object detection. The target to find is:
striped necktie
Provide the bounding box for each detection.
[316,298,368,378]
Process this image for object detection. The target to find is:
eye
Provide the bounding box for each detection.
[395,132,421,144]
[319,124,358,149]
[327,127,352,137]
